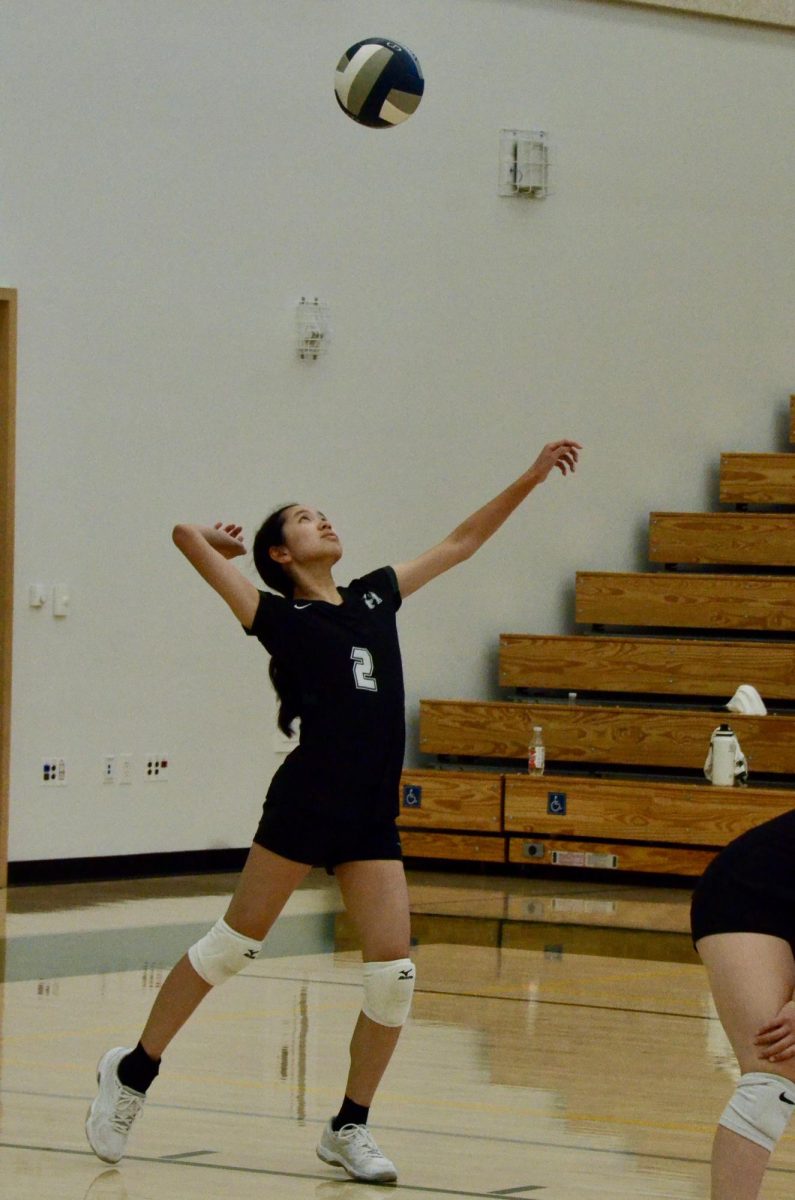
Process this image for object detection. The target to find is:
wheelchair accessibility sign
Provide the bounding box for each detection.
[547,791,567,815]
[402,785,422,809]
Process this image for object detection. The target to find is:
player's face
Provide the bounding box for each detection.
[281,505,342,564]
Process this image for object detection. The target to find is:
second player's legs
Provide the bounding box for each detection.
[697,932,795,1200]
[335,858,412,1107]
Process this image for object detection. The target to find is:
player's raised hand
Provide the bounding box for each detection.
[211,522,248,558]
[528,439,582,484]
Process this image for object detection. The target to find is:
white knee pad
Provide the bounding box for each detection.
[362,958,416,1027]
[187,917,262,987]
[719,1072,795,1152]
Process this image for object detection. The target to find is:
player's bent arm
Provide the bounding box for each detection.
[172,523,260,628]
[394,439,582,600]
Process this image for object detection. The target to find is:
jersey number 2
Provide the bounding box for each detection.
[351,647,378,692]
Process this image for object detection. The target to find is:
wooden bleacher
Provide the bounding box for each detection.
[499,633,795,699]
[719,454,795,504]
[575,571,795,631]
[649,512,795,567]
[399,394,795,877]
[418,700,795,773]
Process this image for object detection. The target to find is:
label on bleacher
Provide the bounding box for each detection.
[552,897,617,915]
[550,850,619,869]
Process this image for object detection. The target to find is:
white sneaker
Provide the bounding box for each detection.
[726,684,767,716]
[316,1120,398,1183]
[85,1047,145,1163]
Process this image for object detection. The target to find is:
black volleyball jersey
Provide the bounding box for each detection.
[244,566,405,822]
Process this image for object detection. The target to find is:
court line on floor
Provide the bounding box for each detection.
[6,1087,795,1175]
[238,972,712,1022]
[420,989,708,1022]
[4,1129,795,1182]
[0,1140,541,1196]
[491,1186,545,1196]
[159,1148,216,1160]
[0,1081,715,1138]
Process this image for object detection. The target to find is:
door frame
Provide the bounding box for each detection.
[1,289,18,889]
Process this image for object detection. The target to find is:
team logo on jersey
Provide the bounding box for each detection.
[363,591,382,610]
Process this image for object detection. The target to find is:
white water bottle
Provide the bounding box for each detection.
[528,725,545,775]
[710,724,738,787]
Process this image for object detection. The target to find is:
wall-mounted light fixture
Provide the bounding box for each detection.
[498,129,549,199]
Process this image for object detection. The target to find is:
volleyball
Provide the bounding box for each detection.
[334,38,424,128]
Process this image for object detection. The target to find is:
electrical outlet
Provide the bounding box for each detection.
[145,754,169,781]
[103,755,115,784]
[41,758,67,785]
[118,754,133,785]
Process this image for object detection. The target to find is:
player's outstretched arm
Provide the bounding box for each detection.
[393,439,581,600]
[172,522,260,627]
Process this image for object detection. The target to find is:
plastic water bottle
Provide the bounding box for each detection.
[710,724,738,787]
[528,725,545,775]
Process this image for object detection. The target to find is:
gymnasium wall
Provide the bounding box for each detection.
[2,0,794,863]
[596,0,795,30]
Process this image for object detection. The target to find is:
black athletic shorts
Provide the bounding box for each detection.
[253,799,403,874]
[691,810,795,951]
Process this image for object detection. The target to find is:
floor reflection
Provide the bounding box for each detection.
[0,866,789,1199]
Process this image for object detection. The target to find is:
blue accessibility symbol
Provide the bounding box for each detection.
[547,792,567,815]
[402,785,422,809]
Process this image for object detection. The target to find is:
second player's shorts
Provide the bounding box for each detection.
[691,810,795,950]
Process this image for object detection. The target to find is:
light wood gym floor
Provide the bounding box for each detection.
[1,866,793,1199]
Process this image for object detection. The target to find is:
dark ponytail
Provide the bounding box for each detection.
[252,505,301,738]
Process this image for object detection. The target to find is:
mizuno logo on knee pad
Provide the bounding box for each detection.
[187,918,264,987]
[362,958,416,1027]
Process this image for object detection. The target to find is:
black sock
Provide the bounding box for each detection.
[117,1041,161,1094]
[332,1096,370,1131]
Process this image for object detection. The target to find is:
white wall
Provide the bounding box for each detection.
[3,0,794,861]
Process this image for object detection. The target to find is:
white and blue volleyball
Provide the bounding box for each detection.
[334,38,424,128]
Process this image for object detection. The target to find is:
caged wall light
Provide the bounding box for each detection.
[498,129,549,199]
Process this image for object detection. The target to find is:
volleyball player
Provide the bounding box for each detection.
[85,438,581,1183]
[692,811,795,1199]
